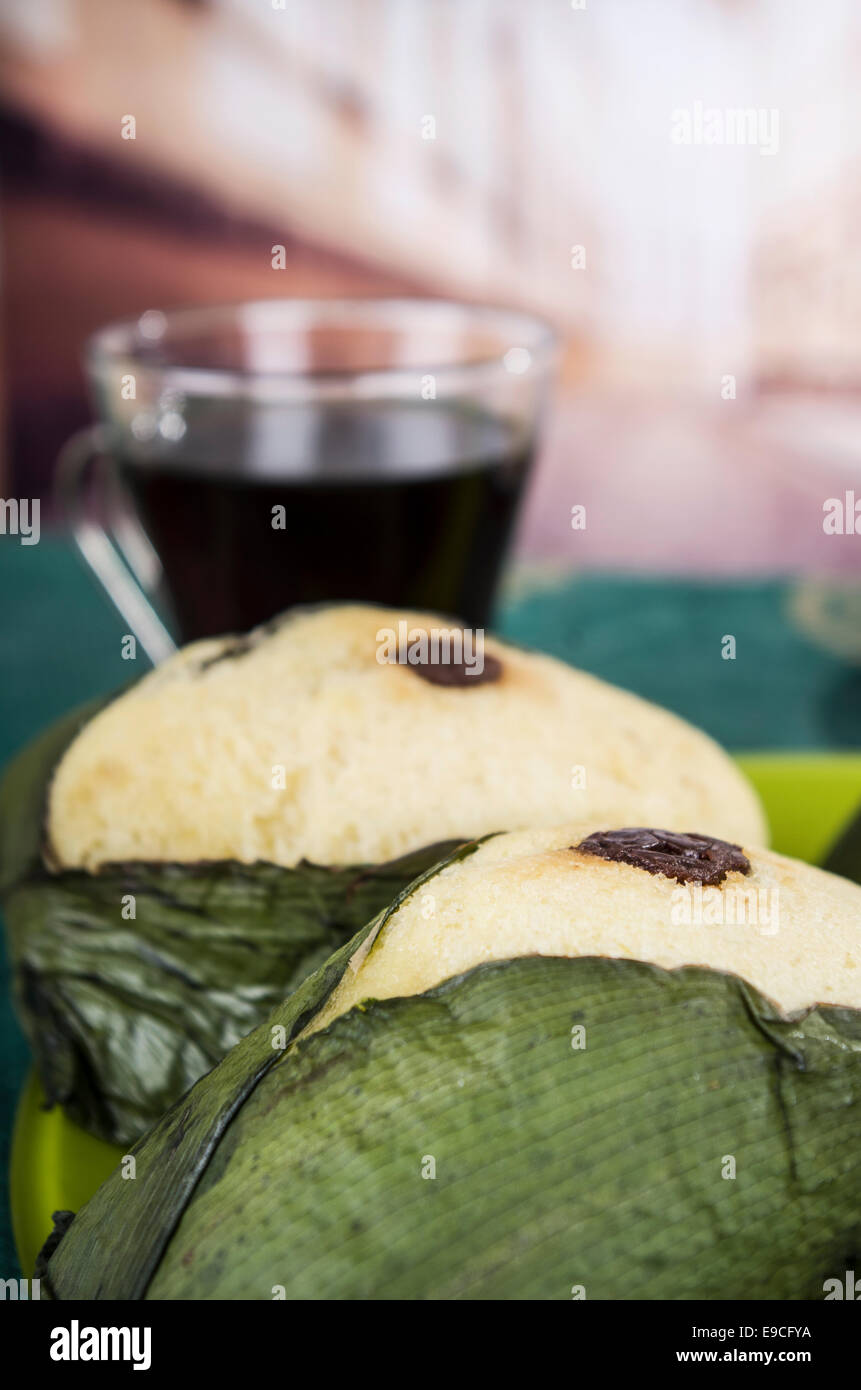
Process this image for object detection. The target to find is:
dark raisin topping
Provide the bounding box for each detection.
[574,828,751,885]
[197,635,256,673]
[409,651,503,687]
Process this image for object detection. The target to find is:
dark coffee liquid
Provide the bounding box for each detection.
[116,400,530,640]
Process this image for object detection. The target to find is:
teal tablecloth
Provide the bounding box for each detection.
[1,536,859,1277]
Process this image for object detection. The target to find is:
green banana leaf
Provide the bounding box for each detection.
[822,805,861,886]
[0,701,461,1147]
[42,846,861,1301]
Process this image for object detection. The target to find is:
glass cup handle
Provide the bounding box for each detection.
[55,425,178,666]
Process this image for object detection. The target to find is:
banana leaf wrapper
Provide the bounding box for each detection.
[823,804,861,886]
[42,845,861,1300]
[0,701,460,1147]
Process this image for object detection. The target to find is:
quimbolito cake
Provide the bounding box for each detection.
[310,823,861,1030]
[47,603,766,870]
[1,603,767,1146]
[41,823,861,1301]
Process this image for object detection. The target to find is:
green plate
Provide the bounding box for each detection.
[11,751,861,1277]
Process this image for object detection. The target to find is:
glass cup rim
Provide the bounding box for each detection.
[85,296,558,402]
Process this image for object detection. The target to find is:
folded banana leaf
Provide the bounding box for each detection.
[0,701,460,1146]
[41,844,861,1301]
[822,804,861,886]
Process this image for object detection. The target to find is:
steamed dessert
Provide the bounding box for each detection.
[0,603,765,1144]
[41,821,861,1301]
[48,604,765,868]
[312,823,861,1027]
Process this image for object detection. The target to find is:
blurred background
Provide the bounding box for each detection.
[2,0,861,578]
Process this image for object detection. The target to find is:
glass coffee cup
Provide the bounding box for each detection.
[57,298,556,663]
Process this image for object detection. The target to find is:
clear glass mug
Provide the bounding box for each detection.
[56,299,557,664]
